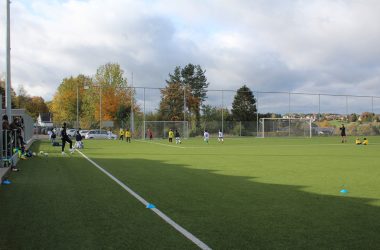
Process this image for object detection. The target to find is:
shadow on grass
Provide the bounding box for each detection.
[94,157,380,250]
[1,141,380,249]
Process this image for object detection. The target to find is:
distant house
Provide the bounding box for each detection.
[37,113,53,127]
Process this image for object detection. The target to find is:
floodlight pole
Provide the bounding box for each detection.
[5,0,12,121]
[183,85,186,137]
[318,94,321,121]
[143,87,146,139]
[130,72,134,133]
[288,92,291,137]
[76,83,79,129]
[221,90,224,133]
[100,85,102,133]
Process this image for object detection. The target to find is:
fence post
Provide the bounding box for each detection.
[143,87,146,139]
[240,121,242,137]
[318,94,321,121]
[346,95,348,120]
[221,90,224,133]
[288,92,291,137]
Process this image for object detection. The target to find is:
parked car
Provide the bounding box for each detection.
[67,129,76,137]
[79,130,89,138]
[84,130,117,140]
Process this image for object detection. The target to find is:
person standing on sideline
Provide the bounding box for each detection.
[75,130,83,149]
[125,128,131,143]
[175,129,181,144]
[119,128,125,141]
[168,129,174,143]
[339,124,347,143]
[218,130,224,143]
[148,129,153,140]
[204,130,210,143]
[61,122,74,155]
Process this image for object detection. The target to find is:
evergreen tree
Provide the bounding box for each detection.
[164,64,209,131]
[231,85,257,121]
[159,82,185,121]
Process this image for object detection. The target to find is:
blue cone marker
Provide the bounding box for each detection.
[340,189,348,194]
[146,203,156,209]
[2,180,11,185]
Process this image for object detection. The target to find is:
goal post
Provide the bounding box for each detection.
[143,121,189,139]
[258,118,312,138]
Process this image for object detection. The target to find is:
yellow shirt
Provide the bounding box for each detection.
[125,131,131,137]
[119,130,124,136]
[168,131,174,138]
[362,139,368,145]
[355,139,361,145]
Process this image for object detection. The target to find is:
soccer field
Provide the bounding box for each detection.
[1,137,380,249]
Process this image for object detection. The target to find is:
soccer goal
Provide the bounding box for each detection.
[143,121,189,139]
[258,118,312,138]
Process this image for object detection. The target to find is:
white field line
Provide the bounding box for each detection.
[137,139,380,149]
[136,140,186,149]
[76,150,211,250]
[136,139,221,149]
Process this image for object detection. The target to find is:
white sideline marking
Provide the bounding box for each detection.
[76,150,211,250]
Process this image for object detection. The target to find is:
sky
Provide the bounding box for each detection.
[1,0,380,113]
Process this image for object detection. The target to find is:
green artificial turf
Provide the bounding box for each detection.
[1,136,380,249]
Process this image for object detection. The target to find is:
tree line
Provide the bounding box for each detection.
[3,62,259,134]
[0,80,49,119]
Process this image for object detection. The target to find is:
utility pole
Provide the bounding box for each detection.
[5,0,12,121]
[131,72,134,133]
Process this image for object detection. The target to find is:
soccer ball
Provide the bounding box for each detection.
[32,152,36,156]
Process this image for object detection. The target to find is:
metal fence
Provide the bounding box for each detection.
[58,87,380,137]
[1,107,35,168]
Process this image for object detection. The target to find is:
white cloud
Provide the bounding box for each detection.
[0,0,379,114]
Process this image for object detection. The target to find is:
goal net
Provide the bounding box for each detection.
[258,118,312,138]
[143,121,189,139]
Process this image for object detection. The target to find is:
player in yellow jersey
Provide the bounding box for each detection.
[355,138,361,145]
[119,128,124,141]
[168,129,174,143]
[362,138,368,145]
[125,129,131,143]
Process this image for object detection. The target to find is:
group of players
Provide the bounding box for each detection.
[59,122,369,155]
[203,130,224,144]
[340,124,369,145]
[118,128,132,143]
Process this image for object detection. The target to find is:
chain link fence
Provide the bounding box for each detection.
[42,88,380,138]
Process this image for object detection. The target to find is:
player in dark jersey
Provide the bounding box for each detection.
[61,122,74,155]
[339,124,346,143]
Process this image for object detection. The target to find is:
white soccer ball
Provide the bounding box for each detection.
[32,152,36,156]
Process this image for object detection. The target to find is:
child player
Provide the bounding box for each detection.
[175,129,181,144]
[75,130,83,149]
[218,129,224,143]
[204,130,210,143]
[355,138,361,145]
[168,129,174,143]
[119,128,124,141]
[125,128,131,143]
[362,137,368,145]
